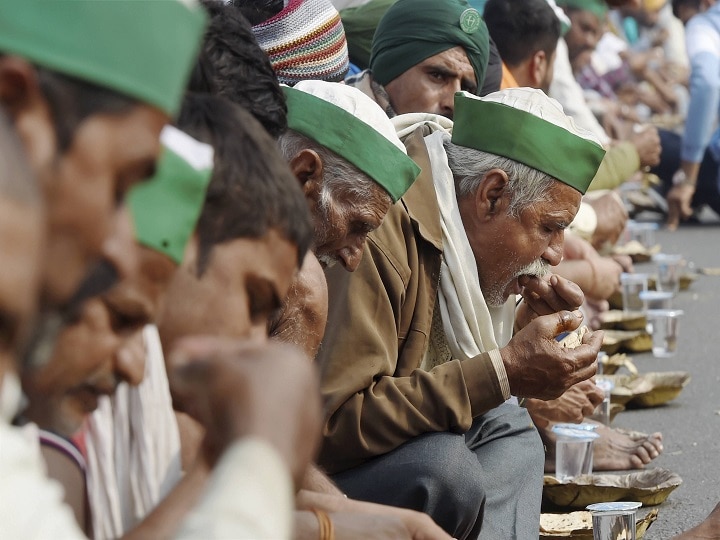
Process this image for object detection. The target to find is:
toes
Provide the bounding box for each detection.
[634,444,652,464]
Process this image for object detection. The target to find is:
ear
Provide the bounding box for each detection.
[473,168,510,220]
[0,56,41,116]
[529,50,547,89]
[288,148,324,199]
[0,56,57,169]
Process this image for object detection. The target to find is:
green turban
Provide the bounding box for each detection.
[556,0,608,19]
[370,0,489,92]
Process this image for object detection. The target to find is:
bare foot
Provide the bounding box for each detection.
[674,502,720,539]
[541,423,663,472]
[592,424,663,470]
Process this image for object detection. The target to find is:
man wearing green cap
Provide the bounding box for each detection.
[0,0,205,311]
[269,80,419,358]
[318,88,606,539]
[7,98,321,538]
[346,0,490,118]
[20,125,215,536]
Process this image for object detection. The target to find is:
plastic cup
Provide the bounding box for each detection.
[652,253,683,294]
[589,378,614,426]
[552,424,600,482]
[596,351,608,375]
[587,501,642,540]
[620,273,648,313]
[623,221,658,248]
[639,290,673,311]
[646,309,684,358]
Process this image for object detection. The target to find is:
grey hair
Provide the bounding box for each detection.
[442,135,556,217]
[277,129,391,218]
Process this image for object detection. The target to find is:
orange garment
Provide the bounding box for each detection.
[500,63,519,89]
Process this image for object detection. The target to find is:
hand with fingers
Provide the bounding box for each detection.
[501,311,603,400]
[515,274,584,331]
[526,380,606,427]
[168,337,322,488]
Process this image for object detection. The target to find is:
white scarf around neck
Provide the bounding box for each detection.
[424,129,516,360]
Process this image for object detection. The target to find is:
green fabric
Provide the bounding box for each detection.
[557,0,608,18]
[341,0,397,70]
[128,140,213,264]
[588,141,640,191]
[283,86,420,202]
[451,94,606,194]
[370,0,490,92]
[0,1,207,117]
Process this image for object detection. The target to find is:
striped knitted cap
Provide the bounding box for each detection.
[251,0,349,85]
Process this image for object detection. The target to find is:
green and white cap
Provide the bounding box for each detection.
[452,88,605,194]
[283,80,420,202]
[0,0,207,117]
[128,126,213,264]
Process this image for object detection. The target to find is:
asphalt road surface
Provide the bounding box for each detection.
[607,216,720,539]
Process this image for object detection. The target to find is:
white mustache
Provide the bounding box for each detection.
[515,260,550,279]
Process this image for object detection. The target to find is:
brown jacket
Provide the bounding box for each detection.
[317,126,505,474]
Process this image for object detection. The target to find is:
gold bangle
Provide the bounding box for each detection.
[312,509,335,540]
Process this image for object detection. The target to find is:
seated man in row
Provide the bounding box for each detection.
[0,2,321,536]
[21,125,215,535]
[319,88,606,539]
[485,0,664,471]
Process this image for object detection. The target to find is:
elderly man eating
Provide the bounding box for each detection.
[319,87,606,539]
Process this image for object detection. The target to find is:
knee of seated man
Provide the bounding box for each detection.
[403,433,487,511]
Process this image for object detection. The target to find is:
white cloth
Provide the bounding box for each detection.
[550,38,612,146]
[423,129,515,401]
[177,438,294,539]
[85,324,182,539]
[292,79,409,154]
[0,422,85,539]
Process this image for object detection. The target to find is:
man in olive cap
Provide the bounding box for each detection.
[346,0,490,118]
[319,88,606,539]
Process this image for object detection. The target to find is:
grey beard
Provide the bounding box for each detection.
[484,259,551,307]
[317,253,339,268]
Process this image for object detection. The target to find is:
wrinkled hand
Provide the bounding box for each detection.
[515,274,584,330]
[666,183,695,231]
[501,311,603,400]
[526,380,605,425]
[587,192,629,249]
[630,126,661,168]
[168,337,322,488]
[296,490,450,540]
[334,503,452,540]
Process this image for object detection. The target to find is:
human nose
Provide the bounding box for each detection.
[102,206,140,286]
[338,237,365,272]
[115,329,146,386]
[543,230,565,267]
[440,85,459,119]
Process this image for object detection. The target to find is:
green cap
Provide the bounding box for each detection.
[370,0,489,93]
[0,1,207,117]
[284,81,420,202]
[128,126,213,264]
[556,0,608,19]
[451,89,605,194]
